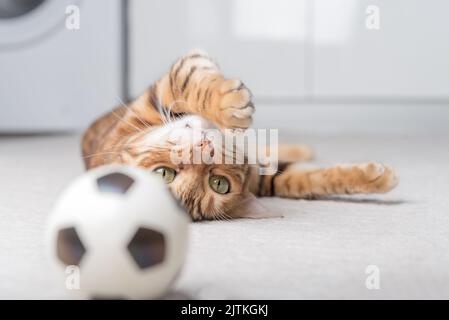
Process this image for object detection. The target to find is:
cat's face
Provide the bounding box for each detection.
[123,115,261,221]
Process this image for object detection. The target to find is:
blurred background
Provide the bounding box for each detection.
[1,0,448,134]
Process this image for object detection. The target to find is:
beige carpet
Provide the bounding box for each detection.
[0,133,448,299]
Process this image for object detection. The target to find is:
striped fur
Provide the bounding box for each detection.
[81,50,399,220]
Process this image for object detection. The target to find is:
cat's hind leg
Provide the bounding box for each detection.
[259,162,398,198]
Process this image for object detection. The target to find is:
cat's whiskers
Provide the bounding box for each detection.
[83,142,176,166]
[115,95,152,130]
[110,108,145,133]
[213,207,232,221]
[166,99,187,123]
[82,138,155,159]
[82,151,123,159]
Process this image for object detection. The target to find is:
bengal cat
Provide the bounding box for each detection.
[81,50,398,221]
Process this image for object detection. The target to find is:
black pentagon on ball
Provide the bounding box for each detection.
[127,228,166,269]
[57,227,86,266]
[96,172,135,194]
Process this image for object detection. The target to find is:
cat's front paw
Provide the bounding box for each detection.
[216,79,255,130]
[360,163,399,193]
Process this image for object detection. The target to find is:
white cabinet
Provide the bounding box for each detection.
[130,0,449,101]
[311,0,449,98]
[130,0,307,100]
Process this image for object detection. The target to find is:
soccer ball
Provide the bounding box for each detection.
[47,165,190,299]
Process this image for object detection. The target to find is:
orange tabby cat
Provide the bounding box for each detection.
[82,50,398,221]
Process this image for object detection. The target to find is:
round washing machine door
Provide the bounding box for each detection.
[0,0,46,19]
[0,0,82,49]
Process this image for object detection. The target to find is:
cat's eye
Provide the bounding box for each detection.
[153,166,176,183]
[209,175,230,194]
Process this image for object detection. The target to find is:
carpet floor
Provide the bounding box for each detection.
[0,132,448,299]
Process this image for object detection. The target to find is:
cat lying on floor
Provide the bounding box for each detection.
[81,50,398,221]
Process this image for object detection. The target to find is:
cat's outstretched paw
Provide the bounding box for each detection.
[360,163,399,193]
[216,79,255,130]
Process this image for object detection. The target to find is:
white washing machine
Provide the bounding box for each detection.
[0,0,126,132]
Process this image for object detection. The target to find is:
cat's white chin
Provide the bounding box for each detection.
[143,115,218,147]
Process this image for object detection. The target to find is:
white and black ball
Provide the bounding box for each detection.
[47,165,189,299]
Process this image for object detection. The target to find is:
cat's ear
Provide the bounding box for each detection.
[231,193,283,219]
